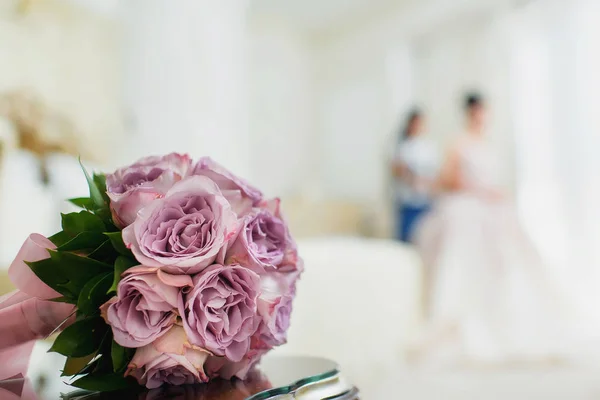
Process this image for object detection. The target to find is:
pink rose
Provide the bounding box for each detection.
[179,264,260,362]
[126,325,209,389]
[255,271,298,347]
[257,295,293,347]
[205,348,266,381]
[193,157,262,215]
[122,176,238,275]
[225,207,297,273]
[101,267,192,348]
[106,153,192,227]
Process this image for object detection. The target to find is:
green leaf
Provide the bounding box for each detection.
[50,317,108,357]
[62,211,106,236]
[72,333,111,376]
[108,256,137,294]
[57,232,107,252]
[70,373,138,392]
[58,389,95,400]
[77,272,113,315]
[28,250,112,300]
[111,341,134,373]
[90,330,114,375]
[79,159,107,211]
[88,240,117,264]
[62,354,96,377]
[68,197,95,210]
[77,357,102,376]
[93,173,109,203]
[104,232,132,257]
[50,296,77,304]
[48,231,72,247]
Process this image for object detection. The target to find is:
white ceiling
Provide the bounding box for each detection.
[249,0,408,32]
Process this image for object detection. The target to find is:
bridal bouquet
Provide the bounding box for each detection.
[0,154,302,391]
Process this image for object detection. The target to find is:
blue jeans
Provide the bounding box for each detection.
[397,203,431,243]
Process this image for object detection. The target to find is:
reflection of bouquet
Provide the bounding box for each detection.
[139,369,273,400]
[0,154,302,391]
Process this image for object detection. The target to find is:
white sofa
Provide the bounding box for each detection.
[275,236,423,396]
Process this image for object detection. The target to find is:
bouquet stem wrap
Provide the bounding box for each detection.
[0,234,75,380]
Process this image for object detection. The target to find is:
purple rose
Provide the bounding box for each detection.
[205,348,266,381]
[258,295,292,346]
[122,176,238,275]
[101,266,192,348]
[255,271,298,347]
[127,325,209,389]
[193,157,262,215]
[179,264,261,362]
[106,153,192,227]
[226,207,297,273]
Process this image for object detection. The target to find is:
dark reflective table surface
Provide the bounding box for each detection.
[2,356,359,400]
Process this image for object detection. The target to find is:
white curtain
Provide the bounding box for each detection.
[509,0,600,331]
[120,0,250,175]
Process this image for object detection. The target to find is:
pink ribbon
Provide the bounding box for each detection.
[0,234,75,381]
[0,376,37,400]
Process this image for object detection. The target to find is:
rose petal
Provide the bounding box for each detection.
[157,270,193,288]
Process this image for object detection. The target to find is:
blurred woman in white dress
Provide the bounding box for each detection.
[414,93,570,364]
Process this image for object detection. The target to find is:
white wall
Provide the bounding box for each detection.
[248,17,315,198]
[308,0,514,237]
[119,5,317,198]
[411,12,515,188]
[311,12,399,212]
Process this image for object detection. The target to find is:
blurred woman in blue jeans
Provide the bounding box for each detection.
[391,109,439,243]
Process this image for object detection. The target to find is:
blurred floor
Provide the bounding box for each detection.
[374,365,600,399]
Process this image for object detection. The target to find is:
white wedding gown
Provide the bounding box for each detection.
[415,137,570,363]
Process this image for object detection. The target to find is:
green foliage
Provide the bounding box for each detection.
[79,158,108,212]
[109,256,137,294]
[50,317,108,358]
[48,231,73,247]
[68,197,95,210]
[27,251,112,301]
[23,161,139,390]
[77,273,113,315]
[57,232,107,252]
[104,232,133,257]
[51,296,76,304]
[88,241,119,265]
[62,212,106,236]
[111,341,135,373]
[62,354,96,377]
[93,174,109,203]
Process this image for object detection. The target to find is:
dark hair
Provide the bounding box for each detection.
[465,92,483,111]
[401,108,421,140]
